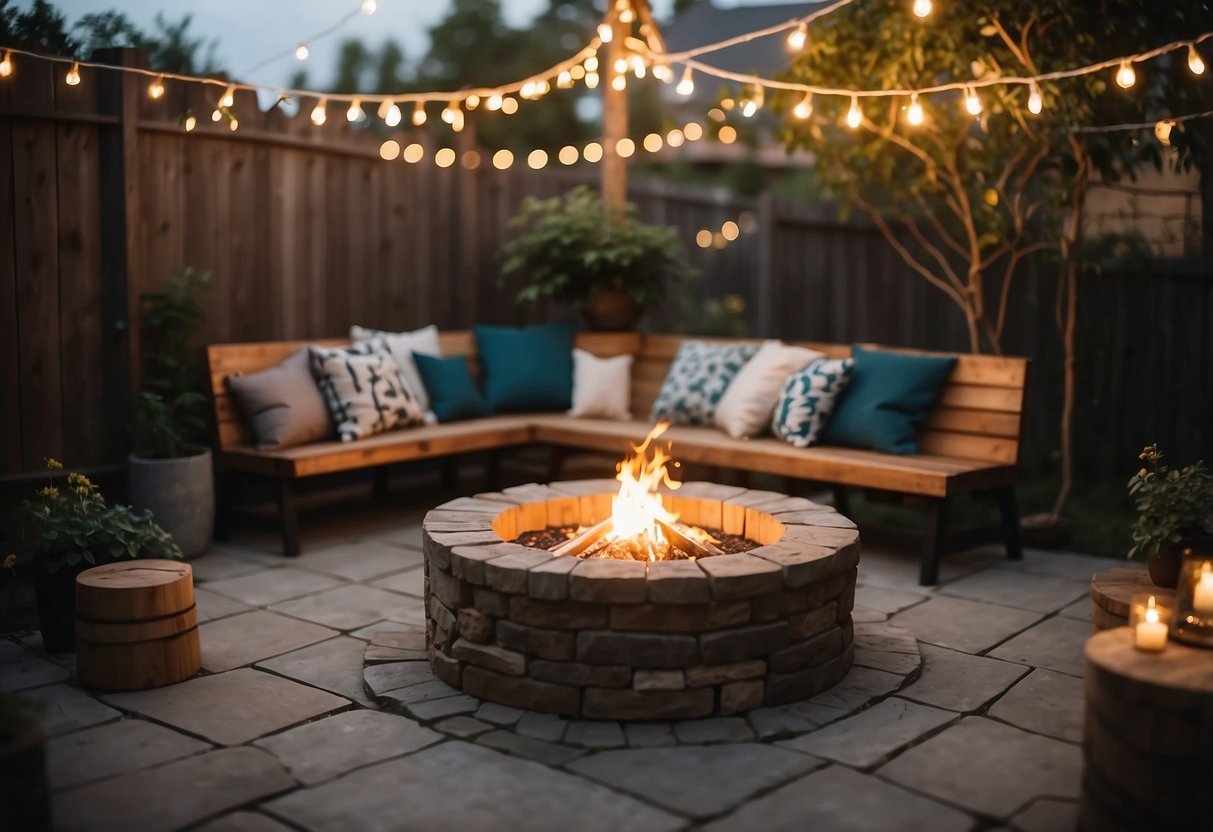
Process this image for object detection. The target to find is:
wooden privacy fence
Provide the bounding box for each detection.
[1,48,1209,481]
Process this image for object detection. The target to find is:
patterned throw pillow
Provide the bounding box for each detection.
[772,358,855,448]
[309,343,425,442]
[650,341,760,426]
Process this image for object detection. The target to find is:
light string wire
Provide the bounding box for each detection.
[1070,108,1213,133]
[658,0,857,63]
[240,4,365,78]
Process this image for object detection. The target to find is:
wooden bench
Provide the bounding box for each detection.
[207,331,1028,584]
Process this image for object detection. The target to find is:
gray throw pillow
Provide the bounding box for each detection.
[226,349,333,449]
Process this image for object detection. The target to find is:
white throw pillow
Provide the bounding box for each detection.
[350,324,441,414]
[568,349,633,420]
[714,340,826,439]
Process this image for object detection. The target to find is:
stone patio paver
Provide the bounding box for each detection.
[891,596,1043,653]
[806,665,904,711]
[270,584,412,631]
[625,722,677,747]
[878,716,1082,819]
[0,653,70,692]
[780,697,956,768]
[371,566,425,597]
[565,719,627,748]
[254,709,441,785]
[854,545,983,590]
[347,604,427,637]
[516,711,568,741]
[899,643,1029,712]
[46,717,210,791]
[568,743,820,819]
[673,716,754,744]
[291,540,424,582]
[993,548,1132,582]
[475,701,526,725]
[476,729,587,766]
[988,669,1084,743]
[202,567,343,606]
[53,746,295,832]
[408,693,480,719]
[265,741,683,832]
[102,668,349,745]
[193,812,296,832]
[988,616,1090,677]
[434,714,495,738]
[940,569,1088,614]
[190,552,265,582]
[701,763,972,832]
[1008,797,1080,832]
[1057,596,1090,622]
[21,683,120,736]
[363,659,439,695]
[194,587,254,623]
[200,610,338,673]
[256,635,376,706]
[854,584,927,615]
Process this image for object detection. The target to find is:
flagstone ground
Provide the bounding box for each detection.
[2,488,1137,832]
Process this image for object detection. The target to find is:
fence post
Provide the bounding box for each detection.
[755,191,777,337]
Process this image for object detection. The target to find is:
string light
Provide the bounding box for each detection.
[718,125,737,143]
[906,92,923,125]
[557,69,573,88]
[585,70,600,88]
[492,149,514,170]
[611,73,627,91]
[652,63,673,83]
[1189,45,1206,75]
[211,108,223,122]
[311,98,328,126]
[616,137,636,158]
[183,113,197,132]
[486,94,502,111]
[295,44,309,61]
[787,23,808,51]
[597,23,613,43]
[846,95,862,128]
[1027,81,1043,115]
[450,110,465,133]
[462,150,481,169]
[676,66,695,96]
[1116,60,1136,88]
[527,149,548,169]
[558,145,579,165]
[412,102,427,126]
[65,62,81,86]
[501,97,519,115]
[583,142,603,163]
[740,84,764,117]
[383,102,402,127]
[684,122,704,141]
[228,116,239,132]
[585,55,599,72]
[667,128,685,147]
[361,0,377,14]
[148,75,165,99]
[220,85,235,108]
[441,102,458,124]
[346,99,365,122]
[379,139,400,160]
[964,85,982,115]
[630,55,647,79]
[465,94,480,109]
[0,51,12,77]
[1154,119,1174,146]
[793,92,813,119]
[435,148,456,168]
[912,0,932,18]
[402,143,424,163]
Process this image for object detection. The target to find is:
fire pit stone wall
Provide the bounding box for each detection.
[422,480,860,720]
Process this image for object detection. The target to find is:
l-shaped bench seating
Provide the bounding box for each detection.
[207,331,1028,585]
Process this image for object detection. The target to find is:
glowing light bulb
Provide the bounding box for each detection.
[384,102,401,127]
[585,55,599,72]
[65,62,81,86]
[652,64,673,83]
[346,99,365,122]
[585,71,600,89]
[220,86,235,108]
[486,94,502,111]
[228,117,239,132]
[412,102,427,126]
[211,108,222,122]
[521,81,537,99]
[295,43,309,61]
[183,113,197,132]
[465,94,480,109]
[597,23,613,43]
[964,86,982,115]
[1189,45,1206,75]
[1116,60,1136,89]
[631,55,646,78]
[614,57,629,75]
[612,74,627,91]
[583,142,603,163]
[450,111,464,132]
[1155,119,1174,147]
[557,70,573,88]
[787,23,807,51]
[441,102,458,124]
[492,149,514,170]
[906,92,924,125]
[739,85,763,117]
[643,133,663,153]
[403,143,424,163]
[501,96,518,114]
[527,149,548,169]
[434,148,455,168]
[311,98,327,126]
[616,137,635,158]
[148,75,165,99]
[913,0,932,18]
[619,8,635,23]
[1027,81,1042,115]
[846,95,862,128]
[0,51,12,78]
[793,92,813,120]
[379,139,400,160]
[361,0,377,14]
[558,145,579,165]
[676,66,694,97]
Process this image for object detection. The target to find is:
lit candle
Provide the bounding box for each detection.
[1135,597,1168,652]
[1193,561,1213,614]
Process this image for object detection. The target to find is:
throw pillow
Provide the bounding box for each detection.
[772,357,855,448]
[414,354,489,423]
[650,340,760,426]
[473,321,576,413]
[714,340,826,438]
[349,324,441,414]
[820,346,957,454]
[225,348,333,449]
[568,348,633,420]
[309,343,425,442]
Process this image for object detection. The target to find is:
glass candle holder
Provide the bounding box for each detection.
[1172,555,1213,648]
[1130,593,1170,652]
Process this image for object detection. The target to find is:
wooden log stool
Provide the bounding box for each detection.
[1090,568,1173,632]
[75,559,201,691]
[1082,628,1213,830]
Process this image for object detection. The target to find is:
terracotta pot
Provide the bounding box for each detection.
[1148,540,1213,589]
[34,562,87,653]
[0,716,51,832]
[582,288,642,331]
[129,445,214,559]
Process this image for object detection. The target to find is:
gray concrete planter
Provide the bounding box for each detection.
[128,446,214,559]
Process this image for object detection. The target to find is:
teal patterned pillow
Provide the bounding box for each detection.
[650,341,760,426]
[772,358,855,447]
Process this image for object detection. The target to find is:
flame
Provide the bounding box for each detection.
[610,423,682,552]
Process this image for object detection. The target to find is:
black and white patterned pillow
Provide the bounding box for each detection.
[309,343,425,442]
[650,340,760,426]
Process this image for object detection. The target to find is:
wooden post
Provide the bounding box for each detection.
[601,9,628,215]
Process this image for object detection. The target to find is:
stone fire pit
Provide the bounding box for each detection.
[421,480,859,720]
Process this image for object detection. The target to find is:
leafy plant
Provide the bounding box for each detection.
[19,459,182,574]
[500,186,696,311]
[133,268,211,459]
[1128,444,1213,559]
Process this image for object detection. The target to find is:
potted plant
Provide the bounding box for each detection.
[500,186,696,330]
[20,460,182,652]
[129,268,214,558]
[1128,444,1213,588]
[0,695,50,831]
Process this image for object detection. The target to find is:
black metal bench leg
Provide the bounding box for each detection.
[833,485,852,517]
[275,478,301,557]
[996,486,1023,561]
[920,498,950,586]
[213,470,235,542]
[372,467,390,501]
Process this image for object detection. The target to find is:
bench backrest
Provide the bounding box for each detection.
[207,331,1027,464]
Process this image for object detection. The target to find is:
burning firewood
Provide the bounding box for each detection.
[656,518,723,558]
[550,516,614,557]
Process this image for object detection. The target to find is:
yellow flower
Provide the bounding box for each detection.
[74,485,90,495]
[1137,468,1147,478]
[45,458,63,470]
[68,472,90,486]
[39,486,60,499]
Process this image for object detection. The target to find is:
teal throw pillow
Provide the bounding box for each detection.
[772,358,855,448]
[820,346,957,454]
[650,340,760,426]
[473,321,575,413]
[414,354,489,423]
